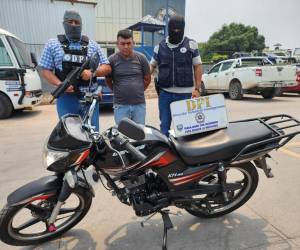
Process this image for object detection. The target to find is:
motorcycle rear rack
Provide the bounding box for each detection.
[229,114,300,163]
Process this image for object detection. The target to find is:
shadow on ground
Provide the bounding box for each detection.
[20,229,97,250]
[101,212,291,250]
[9,109,43,120]
[15,210,293,250]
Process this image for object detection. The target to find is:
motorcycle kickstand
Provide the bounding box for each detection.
[140,211,158,228]
[160,210,174,250]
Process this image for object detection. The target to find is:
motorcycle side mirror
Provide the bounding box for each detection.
[118,118,145,141]
[89,52,100,72]
[30,52,37,68]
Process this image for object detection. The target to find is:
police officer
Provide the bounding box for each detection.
[39,10,111,131]
[150,15,202,136]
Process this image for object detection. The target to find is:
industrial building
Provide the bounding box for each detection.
[0,0,185,57]
[0,0,185,90]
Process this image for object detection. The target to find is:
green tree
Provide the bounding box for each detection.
[198,42,211,63]
[207,23,265,57]
[199,23,266,62]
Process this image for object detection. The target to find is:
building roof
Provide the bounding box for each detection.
[127,15,165,32]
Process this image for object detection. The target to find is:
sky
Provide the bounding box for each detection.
[185,0,300,50]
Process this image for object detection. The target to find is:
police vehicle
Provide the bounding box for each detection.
[0,28,42,118]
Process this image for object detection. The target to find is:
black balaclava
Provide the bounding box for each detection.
[63,10,82,42]
[168,15,185,45]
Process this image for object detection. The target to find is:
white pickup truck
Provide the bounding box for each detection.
[202,57,298,100]
[0,28,42,118]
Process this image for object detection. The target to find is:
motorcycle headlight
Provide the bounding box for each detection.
[43,148,69,168]
[43,141,69,169]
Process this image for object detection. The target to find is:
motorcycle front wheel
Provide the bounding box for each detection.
[0,187,92,246]
[185,162,258,218]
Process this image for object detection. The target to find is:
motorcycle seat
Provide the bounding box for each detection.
[170,121,273,165]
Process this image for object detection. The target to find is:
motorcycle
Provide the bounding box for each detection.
[1,53,300,250]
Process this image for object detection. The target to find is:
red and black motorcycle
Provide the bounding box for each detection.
[1,54,300,250]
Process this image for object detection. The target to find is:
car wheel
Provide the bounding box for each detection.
[228,81,243,100]
[0,93,13,119]
[261,88,281,99]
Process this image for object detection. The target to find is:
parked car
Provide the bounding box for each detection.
[96,77,113,107]
[232,52,251,58]
[253,52,288,64]
[255,51,297,64]
[272,51,297,64]
[201,57,298,100]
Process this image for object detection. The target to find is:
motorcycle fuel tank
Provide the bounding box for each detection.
[95,126,170,176]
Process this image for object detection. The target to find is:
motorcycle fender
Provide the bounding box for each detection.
[7,175,61,206]
[253,155,274,178]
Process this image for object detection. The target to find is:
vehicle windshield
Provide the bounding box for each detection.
[0,39,13,67]
[6,36,32,68]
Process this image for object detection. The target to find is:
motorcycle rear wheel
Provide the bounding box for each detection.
[185,162,258,218]
[0,187,92,246]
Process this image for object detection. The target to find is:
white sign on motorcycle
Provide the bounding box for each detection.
[170,94,228,137]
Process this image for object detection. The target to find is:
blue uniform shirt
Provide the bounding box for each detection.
[39,37,109,93]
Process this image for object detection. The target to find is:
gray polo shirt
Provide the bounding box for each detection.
[108,51,150,105]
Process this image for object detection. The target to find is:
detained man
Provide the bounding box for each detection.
[106,29,151,125]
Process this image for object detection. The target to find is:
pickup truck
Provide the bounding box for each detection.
[201,57,298,100]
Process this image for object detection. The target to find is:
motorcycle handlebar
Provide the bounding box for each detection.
[113,134,146,162]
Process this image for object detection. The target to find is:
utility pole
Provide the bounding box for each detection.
[164,0,169,37]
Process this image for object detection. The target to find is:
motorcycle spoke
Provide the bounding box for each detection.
[14,218,42,232]
[59,207,82,214]
[55,214,75,221]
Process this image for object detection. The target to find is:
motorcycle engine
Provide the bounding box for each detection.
[121,172,164,216]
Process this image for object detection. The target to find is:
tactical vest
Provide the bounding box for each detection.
[55,34,90,87]
[157,37,194,88]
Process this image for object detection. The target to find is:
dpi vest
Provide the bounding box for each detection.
[55,34,90,87]
[157,37,194,88]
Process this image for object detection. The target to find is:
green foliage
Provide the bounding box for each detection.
[199,23,266,60]
[211,53,228,63]
[198,42,212,63]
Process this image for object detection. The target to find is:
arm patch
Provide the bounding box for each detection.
[189,40,198,50]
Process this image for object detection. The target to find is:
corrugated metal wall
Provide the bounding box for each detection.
[95,0,142,43]
[0,0,97,92]
[0,0,96,59]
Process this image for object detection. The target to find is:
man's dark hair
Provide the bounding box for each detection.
[117,29,133,39]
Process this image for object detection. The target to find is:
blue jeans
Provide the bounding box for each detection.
[114,103,146,125]
[56,93,100,131]
[159,90,191,136]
